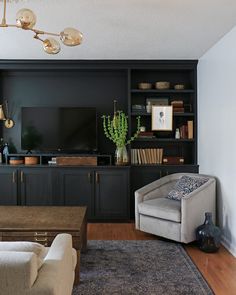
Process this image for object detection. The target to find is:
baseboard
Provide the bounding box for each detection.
[221,235,236,257]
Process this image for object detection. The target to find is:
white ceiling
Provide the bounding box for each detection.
[0,0,236,59]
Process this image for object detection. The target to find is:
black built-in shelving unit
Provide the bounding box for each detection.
[0,60,198,219]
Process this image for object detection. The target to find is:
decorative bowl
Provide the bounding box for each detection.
[174,84,185,90]
[138,82,152,90]
[155,81,170,90]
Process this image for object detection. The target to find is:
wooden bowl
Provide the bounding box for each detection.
[138,82,152,90]
[155,81,170,90]
[24,156,39,165]
[9,157,24,165]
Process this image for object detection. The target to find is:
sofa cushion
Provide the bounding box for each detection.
[0,241,46,269]
[138,197,181,222]
[167,175,209,201]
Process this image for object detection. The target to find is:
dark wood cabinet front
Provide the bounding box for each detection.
[58,169,93,219]
[20,168,53,206]
[0,168,18,205]
[94,169,129,219]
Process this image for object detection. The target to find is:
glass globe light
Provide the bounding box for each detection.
[60,28,83,46]
[16,8,37,29]
[43,38,61,54]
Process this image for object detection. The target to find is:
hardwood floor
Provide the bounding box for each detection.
[88,223,236,295]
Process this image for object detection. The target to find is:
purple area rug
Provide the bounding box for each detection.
[73,240,213,295]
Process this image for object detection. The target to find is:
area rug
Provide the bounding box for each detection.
[73,240,213,295]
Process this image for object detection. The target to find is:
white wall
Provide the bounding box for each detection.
[198,26,236,256]
[1,0,236,59]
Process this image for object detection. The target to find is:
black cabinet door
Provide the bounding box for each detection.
[58,169,93,219]
[20,168,53,205]
[95,169,129,219]
[0,168,18,205]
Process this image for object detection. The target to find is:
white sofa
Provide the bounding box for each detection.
[0,234,77,295]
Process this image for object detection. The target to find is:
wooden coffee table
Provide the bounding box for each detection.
[0,206,87,284]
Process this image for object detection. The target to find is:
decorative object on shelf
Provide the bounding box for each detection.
[138,82,152,90]
[0,0,83,54]
[187,120,193,139]
[171,100,184,113]
[146,97,169,107]
[21,125,43,153]
[2,141,9,163]
[132,104,146,113]
[102,101,140,165]
[140,126,146,132]
[155,81,170,90]
[152,105,173,131]
[0,138,4,163]
[0,100,15,128]
[146,101,152,113]
[174,84,185,90]
[196,212,221,253]
[175,128,180,139]
[9,156,24,165]
[137,131,155,139]
[24,156,39,165]
[163,156,184,165]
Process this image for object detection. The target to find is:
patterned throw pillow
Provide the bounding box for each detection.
[167,175,209,201]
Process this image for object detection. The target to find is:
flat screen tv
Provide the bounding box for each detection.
[21,107,97,153]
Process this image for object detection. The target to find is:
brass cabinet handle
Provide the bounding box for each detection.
[88,172,92,183]
[96,172,99,184]
[35,237,48,242]
[34,232,48,236]
[159,170,162,178]
[20,171,24,183]
[12,171,16,183]
[166,171,169,176]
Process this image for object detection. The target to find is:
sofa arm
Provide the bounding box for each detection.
[30,234,75,295]
[0,251,38,295]
[181,178,216,243]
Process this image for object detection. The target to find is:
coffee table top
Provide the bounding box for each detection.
[0,206,87,231]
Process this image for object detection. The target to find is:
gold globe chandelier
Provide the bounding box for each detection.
[0,0,83,54]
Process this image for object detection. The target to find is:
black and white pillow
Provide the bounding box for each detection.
[167,175,209,201]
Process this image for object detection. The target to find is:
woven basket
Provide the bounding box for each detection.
[155,81,170,90]
[24,156,39,165]
[138,82,152,90]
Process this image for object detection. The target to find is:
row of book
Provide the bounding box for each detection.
[131,148,163,165]
[179,121,193,139]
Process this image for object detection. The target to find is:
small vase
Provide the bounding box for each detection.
[196,212,221,253]
[115,146,129,166]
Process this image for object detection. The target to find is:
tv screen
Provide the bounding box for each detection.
[21,107,97,152]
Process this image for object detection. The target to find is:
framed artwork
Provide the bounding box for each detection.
[152,105,173,131]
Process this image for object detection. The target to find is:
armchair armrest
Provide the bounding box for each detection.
[135,174,177,229]
[181,178,216,243]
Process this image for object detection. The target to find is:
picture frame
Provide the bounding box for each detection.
[152,105,173,131]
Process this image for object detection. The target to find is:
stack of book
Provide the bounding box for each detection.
[137,131,155,139]
[179,120,193,139]
[131,148,163,165]
[171,100,184,113]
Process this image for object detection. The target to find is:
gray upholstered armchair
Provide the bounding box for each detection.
[135,173,216,243]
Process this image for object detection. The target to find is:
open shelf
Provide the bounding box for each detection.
[131,89,195,94]
[131,112,195,117]
[134,138,195,142]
